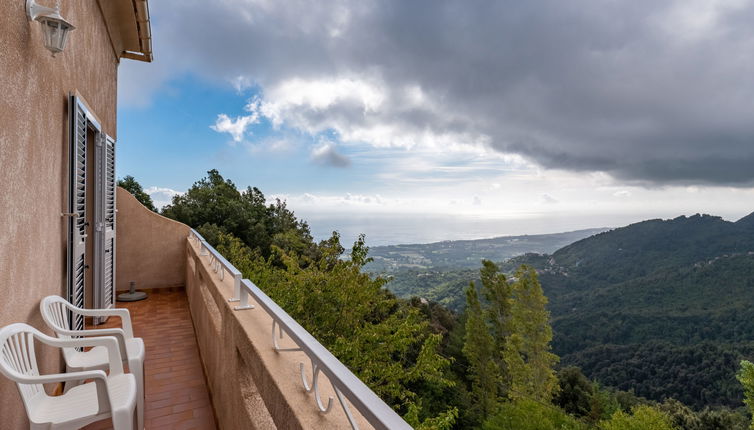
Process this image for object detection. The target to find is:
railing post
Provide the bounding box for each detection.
[228,274,241,303]
[234,280,254,311]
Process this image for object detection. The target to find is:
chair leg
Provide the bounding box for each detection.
[112,408,135,430]
[130,358,145,430]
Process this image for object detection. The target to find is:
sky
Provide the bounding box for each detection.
[118,0,754,246]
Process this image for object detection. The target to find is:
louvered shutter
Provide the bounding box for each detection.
[94,134,116,321]
[104,135,116,309]
[67,95,88,332]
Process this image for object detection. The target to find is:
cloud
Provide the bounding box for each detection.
[271,192,393,211]
[541,194,558,204]
[245,137,297,154]
[145,186,183,209]
[210,113,259,143]
[311,140,351,167]
[122,0,754,185]
[230,75,254,93]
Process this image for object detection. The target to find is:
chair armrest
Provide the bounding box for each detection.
[69,308,134,338]
[11,369,112,414]
[54,328,129,360]
[12,369,106,385]
[34,333,125,376]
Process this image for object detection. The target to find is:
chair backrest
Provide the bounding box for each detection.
[40,295,77,361]
[0,323,45,415]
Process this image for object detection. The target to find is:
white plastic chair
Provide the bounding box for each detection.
[0,323,137,429]
[40,296,145,430]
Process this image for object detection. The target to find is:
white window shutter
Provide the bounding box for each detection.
[93,131,116,325]
[103,135,116,311]
[68,95,88,332]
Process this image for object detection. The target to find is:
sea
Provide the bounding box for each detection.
[301,212,643,247]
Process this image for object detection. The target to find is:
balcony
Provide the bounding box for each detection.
[106,188,411,429]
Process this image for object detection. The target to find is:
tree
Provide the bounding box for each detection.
[480,259,511,395]
[481,399,588,430]
[658,399,702,430]
[554,367,594,418]
[697,407,749,430]
[503,265,559,402]
[588,383,622,422]
[462,282,500,422]
[600,405,678,430]
[162,169,318,262]
[737,360,754,429]
[117,175,156,211]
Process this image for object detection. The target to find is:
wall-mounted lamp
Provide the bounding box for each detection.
[26,0,75,57]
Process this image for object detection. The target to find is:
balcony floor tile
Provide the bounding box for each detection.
[83,288,217,430]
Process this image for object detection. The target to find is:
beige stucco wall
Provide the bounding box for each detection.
[0,1,118,427]
[116,187,190,291]
[185,238,374,430]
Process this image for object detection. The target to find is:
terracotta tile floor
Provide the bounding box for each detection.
[83,288,217,430]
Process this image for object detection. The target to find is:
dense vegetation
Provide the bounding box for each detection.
[369,211,754,412]
[122,171,754,429]
[516,216,754,410]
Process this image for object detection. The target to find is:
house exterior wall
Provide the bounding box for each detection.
[0,1,118,427]
[116,187,190,291]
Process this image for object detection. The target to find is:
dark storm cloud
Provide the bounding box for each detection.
[122,0,754,185]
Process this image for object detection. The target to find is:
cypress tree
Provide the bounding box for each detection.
[737,360,754,430]
[503,265,559,402]
[463,282,500,421]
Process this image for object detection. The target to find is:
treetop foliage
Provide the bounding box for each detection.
[117,175,156,211]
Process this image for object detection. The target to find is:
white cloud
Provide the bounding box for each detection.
[257,76,492,156]
[210,113,259,143]
[145,186,183,209]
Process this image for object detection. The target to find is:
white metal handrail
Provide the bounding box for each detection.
[187,229,412,430]
[188,230,249,309]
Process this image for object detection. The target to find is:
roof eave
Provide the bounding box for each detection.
[98,0,153,63]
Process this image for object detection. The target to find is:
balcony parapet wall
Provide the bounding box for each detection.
[116,187,189,290]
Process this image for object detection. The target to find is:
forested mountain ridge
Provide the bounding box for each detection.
[525,213,754,290]
[509,214,754,408]
[398,212,754,408]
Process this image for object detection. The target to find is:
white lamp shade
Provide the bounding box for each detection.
[38,15,75,55]
[26,0,76,57]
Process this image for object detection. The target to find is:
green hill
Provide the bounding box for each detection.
[385,212,754,408]
[542,214,754,288]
